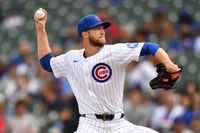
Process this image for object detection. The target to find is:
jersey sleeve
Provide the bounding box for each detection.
[111,42,144,67]
[50,52,70,78]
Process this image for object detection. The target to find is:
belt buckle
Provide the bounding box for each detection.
[102,113,109,121]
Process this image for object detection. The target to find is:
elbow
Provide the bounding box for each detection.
[151,43,160,56]
[140,42,160,56]
[40,53,53,72]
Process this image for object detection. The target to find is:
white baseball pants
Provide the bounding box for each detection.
[74,116,159,133]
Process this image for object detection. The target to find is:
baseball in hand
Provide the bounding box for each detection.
[35,8,45,20]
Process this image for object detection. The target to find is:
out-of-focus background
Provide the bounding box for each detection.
[0,0,200,133]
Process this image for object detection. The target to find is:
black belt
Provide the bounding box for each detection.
[81,113,124,121]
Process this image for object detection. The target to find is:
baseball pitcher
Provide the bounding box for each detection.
[34,8,181,133]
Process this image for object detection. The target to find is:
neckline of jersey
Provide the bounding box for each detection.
[82,46,105,59]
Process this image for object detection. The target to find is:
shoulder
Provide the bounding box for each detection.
[104,43,126,49]
[105,43,143,50]
[66,49,82,54]
[63,49,83,56]
[52,49,82,62]
[108,43,126,46]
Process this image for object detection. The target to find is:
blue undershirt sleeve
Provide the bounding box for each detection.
[40,52,53,72]
[140,42,160,56]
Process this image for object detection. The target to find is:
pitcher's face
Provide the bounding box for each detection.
[87,25,106,47]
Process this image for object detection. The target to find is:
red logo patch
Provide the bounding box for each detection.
[92,63,112,83]
[95,65,109,79]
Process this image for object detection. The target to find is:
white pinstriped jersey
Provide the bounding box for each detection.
[50,42,144,114]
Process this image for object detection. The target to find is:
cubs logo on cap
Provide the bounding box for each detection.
[92,63,112,83]
[95,16,101,21]
[77,14,111,36]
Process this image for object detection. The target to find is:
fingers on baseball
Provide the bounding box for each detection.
[42,9,47,16]
[34,8,47,21]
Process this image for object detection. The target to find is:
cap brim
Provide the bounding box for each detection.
[91,22,111,30]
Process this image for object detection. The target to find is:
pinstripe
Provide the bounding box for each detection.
[51,44,144,114]
[107,47,115,109]
[101,48,110,112]
[51,43,159,132]
[85,59,95,112]
[85,61,99,113]
[110,46,118,110]
[91,52,105,112]
[107,47,114,108]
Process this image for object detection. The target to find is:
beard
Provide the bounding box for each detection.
[89,35,105,47]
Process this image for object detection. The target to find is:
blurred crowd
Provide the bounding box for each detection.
[0,3,200,133]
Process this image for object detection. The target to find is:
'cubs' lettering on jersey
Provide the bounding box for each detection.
[127,43,139,49]
[92,63,112,83]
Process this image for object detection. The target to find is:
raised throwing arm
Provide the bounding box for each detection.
[34,8,51,59]
[34,8,53,72]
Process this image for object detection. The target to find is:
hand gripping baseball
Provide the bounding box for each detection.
[34,8,47,30]
[149,63,182,90]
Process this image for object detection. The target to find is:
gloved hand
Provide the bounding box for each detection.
[149,63,182,90]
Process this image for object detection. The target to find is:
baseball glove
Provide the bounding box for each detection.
[149,63,182,90]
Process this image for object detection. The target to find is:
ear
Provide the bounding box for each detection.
[82,31,89,38]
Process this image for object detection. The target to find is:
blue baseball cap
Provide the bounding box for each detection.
[77,14,111,36]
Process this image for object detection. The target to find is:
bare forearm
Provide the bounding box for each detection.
[154,48,178,72]
[34,8,51,59]
[36,29,51,59]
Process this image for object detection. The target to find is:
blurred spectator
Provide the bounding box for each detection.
[16,63,41,96]
[24,54,38,78]
[133,28,149,42]
[180,93,193,124]
[0,55,8,79]
[143,95,157,126]
[181,93,200,126]
[191,93,200,112]
[2,7,25,30]
[169,9,199,51]
[120,23,135,42]
[98,9,122,43]
[10,40,32,65]
[7,99,39,133]
[40,80,66,112]
[170,116,193,133]
[59,107,76,132]
[175,9,199,35]
[127,60,157,91]
[0,61,18,99]
[190,111,200,133]
[60,25,81,51]
[0,62,40,106]
[48,127,63,133]
[150,91,185,131]
[144,6,175,40]
[185,82,198,97]
[124,88,155,126]
[0,95,6,133]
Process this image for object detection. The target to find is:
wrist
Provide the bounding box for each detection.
[165,63,179,73]
[37,28,46,32]
[36,28,47,36]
